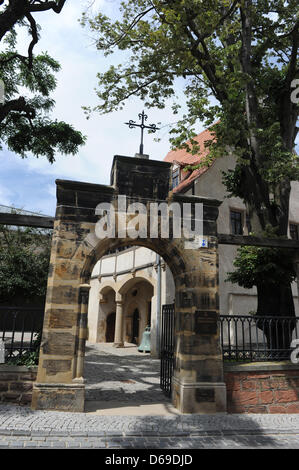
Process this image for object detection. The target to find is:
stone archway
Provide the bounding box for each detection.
[31,155,226,414]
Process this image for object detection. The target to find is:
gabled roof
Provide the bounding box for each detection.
[164,127,215,193]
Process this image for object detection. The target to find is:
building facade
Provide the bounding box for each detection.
[87,129,299,355]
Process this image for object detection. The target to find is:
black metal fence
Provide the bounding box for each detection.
[160,304,175,397]
[159,308,299,398]
[219,314,299,362]
[0,307,44,360]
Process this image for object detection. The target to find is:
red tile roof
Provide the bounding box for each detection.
[164,127,215,193]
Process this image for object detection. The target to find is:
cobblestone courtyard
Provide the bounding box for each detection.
[84,342,173,414]
[0,343,299,449]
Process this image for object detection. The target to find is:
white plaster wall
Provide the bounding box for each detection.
[190,154,299,316]
[100,257,115,274]
[134,247,156,266]
[116,249,134,272]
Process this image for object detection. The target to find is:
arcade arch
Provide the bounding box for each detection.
[87,245,175,356]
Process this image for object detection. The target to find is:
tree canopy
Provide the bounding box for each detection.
[0,0,86,162]
[82,0,299,320]
[227,245,296,289]
[0,222,51,304]
[82,0,298,237]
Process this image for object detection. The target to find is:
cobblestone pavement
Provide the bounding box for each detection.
[0,405,299,448]
[0,343,299,449]
[84,342,170,407]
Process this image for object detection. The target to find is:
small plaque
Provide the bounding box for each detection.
[184,235,209,249]
[195,311,217,335]
[196,388,215,403]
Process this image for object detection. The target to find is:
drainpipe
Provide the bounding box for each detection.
[156,254,162,358]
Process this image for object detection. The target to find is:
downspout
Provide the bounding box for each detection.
[156,254,162,358]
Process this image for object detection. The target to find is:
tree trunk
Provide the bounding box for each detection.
[255,282,296,359]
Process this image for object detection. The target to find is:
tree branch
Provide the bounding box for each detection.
[0,0,67,47]
[0,96,36,123]
[25,11,39,68]
[0,52,29,66]
[27,1,67,14]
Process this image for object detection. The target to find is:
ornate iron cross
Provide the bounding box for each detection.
[125,110,160,155]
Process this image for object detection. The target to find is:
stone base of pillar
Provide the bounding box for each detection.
[31,382,85,412]
[172,378,227,414]
[113,342,124,348]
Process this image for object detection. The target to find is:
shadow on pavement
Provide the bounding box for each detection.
[81,343,288,447]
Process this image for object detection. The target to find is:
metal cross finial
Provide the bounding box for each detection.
[125,110,160,155]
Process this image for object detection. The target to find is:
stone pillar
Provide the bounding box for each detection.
[170,197,227,414]
[73,284,90,383]
[114,294,124,348]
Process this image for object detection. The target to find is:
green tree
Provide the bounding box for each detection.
[227,245,297,355]
[81,0,299,320]
[0,0,85,162]
[0,223,51,305]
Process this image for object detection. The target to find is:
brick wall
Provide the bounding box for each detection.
[0,365,37,406]
[225,363,299,413]
[1,362,299,413]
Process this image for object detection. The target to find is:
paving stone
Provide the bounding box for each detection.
[11,430,31,436]
[0,442,9,448]
[24,441,41,447]
[1,344,299,449]
[52,442,67,448]
[9,441,25,448]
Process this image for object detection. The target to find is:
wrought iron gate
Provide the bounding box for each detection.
[160,303,175,397]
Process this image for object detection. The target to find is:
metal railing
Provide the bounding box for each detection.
[160,304,175,397]
[0,306,44,361]
[219,314,299,362]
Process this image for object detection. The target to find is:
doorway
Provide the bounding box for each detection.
[105,312,116,342]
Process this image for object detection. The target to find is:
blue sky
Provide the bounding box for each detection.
[0,1,192,216]
[1,2,297,217]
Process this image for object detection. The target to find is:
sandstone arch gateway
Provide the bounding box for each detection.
[31,155,227,414]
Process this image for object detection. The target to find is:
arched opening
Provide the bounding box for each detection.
[83,242,176,413]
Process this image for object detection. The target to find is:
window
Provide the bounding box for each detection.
[172,168,180,189]
[290,223,299,240]
[230,210,243,235]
